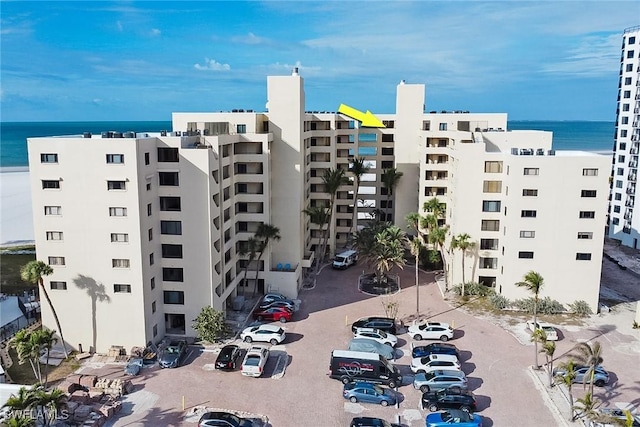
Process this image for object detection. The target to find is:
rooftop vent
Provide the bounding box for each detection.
[292,67,299,76]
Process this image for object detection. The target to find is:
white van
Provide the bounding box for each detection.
[333,250,358,269]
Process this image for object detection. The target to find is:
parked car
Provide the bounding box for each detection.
[526,320,559,341]
[258,299,297,312]
[426,409,483,427]
[411,354,461,374]
[253,306,293,323]
[158,340,187,368]
[413,369,468,393]
[198,411,254,427]
[124,357,143,376]
[348,338,395,360]
[261,292,288,305]
[350,417,403,427]
[241,346,270,378]
[408,320,454,341]
[241,324,286,345]
[215,345,242,371]
[553,365,610,387]
[589,408,640,427]
[353,327,398,347]
[351,316,398,335]
[422,388,477,413]
[343,382,397,406]
[412,342,460,359]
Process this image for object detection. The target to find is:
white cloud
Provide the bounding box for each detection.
[194,58,231,71]
[232,32,269,45]
[540,34,622,77]
[150,28,161,37]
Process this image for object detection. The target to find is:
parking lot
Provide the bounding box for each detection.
[85,262,640,427]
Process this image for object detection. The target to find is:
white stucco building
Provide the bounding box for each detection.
[28,72,609,353]
[608,25,640,247]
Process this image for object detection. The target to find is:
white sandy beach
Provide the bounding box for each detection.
[0,167,34,246]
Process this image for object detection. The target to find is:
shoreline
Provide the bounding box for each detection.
[0,166,29,173]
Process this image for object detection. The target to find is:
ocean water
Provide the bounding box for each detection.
[0,120,615,168]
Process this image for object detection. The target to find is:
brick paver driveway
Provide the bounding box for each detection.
[109,266,562,426]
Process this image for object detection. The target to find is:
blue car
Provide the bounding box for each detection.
[343,382,397,406]
[426,409,482,427]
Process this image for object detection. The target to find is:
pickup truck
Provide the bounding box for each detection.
[241,346,270,378]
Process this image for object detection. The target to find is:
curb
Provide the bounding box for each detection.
[527,366,573,427]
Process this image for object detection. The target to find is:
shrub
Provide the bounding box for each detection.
[490,294,510,310]
[569,300,593,317]
[192,306,227,343]
[513,297,565,315]
[451,282,494,297]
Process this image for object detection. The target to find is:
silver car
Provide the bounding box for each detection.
[553,365,610,387]
[413,369,468,393]
[348,338,395,360]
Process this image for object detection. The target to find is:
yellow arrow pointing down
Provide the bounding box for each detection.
[338,103,385,128]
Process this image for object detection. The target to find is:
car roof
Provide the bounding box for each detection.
[355,327,385,334]
[256,324,283,332]
[356,316,394,323]
[425,369,466,378]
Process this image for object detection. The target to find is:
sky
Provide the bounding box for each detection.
[1,1,639,122]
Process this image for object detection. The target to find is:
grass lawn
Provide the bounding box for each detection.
[0,248,36,295]
[6,346,81,386]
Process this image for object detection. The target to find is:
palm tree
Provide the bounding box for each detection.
[318,168,350,265]
[381,168,403,221]
[37,328,58,387]
[554,360,577,421]
[540,340,556,388]
[32,386,67,426]
[515,270,545,369]
[238,237,260,296]
[450,233,476,296]
[3,415,35,427]
[423,197,446,228]
[570,341,604,396]
[12,329,42,382]
[253,224,281,296]
[573,392,601,424]
[20,261,68,358]
[3,385,37,412]
[303,205,330,278]
[406,212,423,314]
[349,157,370,235]
[428,226,448,269]
[368,225,407,285]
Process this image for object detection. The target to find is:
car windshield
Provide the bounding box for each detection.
[377,330,387,338]
[372,384,384,394]
[244,356,261,366]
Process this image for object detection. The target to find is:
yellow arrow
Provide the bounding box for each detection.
[338,103,385,128]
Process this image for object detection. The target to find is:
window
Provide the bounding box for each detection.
[44,206,62,215]
[50,281,67,290]
[145,152,150,165]
[162,244,183,258]
[581,190,597,198]
[616,180,623,188]
[151,277,156,290]
[479,257,498,269]
[622,117,629,125]
[106,154,124,164]
[621,130,628,137]
[236,124,246,134]
[110,233,128,242]
[382,120,395,128]
[438,123,447,131]
[629,36,636,44]
[618,155,626,163]
[623,104,630,112]
[159,172,179,186]
[577,232,593,239]
[617,168,624,176]
[520,230,535,238]
[148,228,153,241]
[381,134,394,142]
[615,193,622,201]
[521,210,537,218]
[163,267,184,282]
[114,284,132,293]
[40,153,58,163]
[42,180,60,189]
[161,220,182,235]
[523,168,539,176]
[150,253,154,265]
[48,256,65,266]
[482,201,501,212]
[107,180,126,190]
[146,183,151,191]
[159,197,181,211]
[481,220,500,231]
[625,77,632,86]
[480,239,499,250]
[484,161,503,173]
[164,291,185,305]
[147,203,152,216]
[627,64,633,72]
[112,258,130,268]
[46,231,63,241]
[627,50,634,59]
[582,168,598,176]
[157,147,179,162]
[579,211,595,219]
[522,189,538,196]
[576,253,592,261]
[153,324,158,337]
[483,181,502,193]
[518,251,534,259]
[152,301,156,313]
[614,205,621,213]
[624,90,631,99]
[109,207,127,216]
[612,217,620,225]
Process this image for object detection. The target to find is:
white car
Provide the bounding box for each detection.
[353,327,398,347]
[410,353,461,374]
[408,320,454,341]
[241,324,286,345]
[241,346,269,377]
[526,320,559,341]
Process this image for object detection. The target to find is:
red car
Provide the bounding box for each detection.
[254,306,293,323]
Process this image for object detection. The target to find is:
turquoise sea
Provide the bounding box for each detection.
[0,120,615,168]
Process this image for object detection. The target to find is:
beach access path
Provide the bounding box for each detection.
[0,167,34,246]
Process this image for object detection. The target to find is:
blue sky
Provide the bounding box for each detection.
[1,1,638,122]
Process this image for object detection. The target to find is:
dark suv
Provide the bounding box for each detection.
[412,342,460,359]
[351,317,398,335]
[422,388,477,413]
[350,417,402,427]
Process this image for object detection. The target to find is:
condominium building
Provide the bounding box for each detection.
[608,25,640,247]
[28,71,609,353]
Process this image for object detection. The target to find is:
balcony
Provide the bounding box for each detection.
[629,174,637,182]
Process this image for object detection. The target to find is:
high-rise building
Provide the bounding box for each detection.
[608,25,640,246]
[28,72,609,353]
